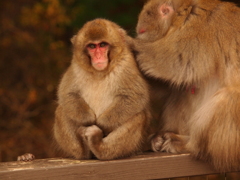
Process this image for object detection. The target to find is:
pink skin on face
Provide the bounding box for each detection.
[139,29,146,34]
[87,42,109,71]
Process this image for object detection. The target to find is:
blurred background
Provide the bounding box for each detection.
[0,0,240,162]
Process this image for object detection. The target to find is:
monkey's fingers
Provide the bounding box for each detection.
[85,125,103,143]
[161,132,189,153]
[151,135,164,152]
[161,134,177,153]
[17,153,35,161]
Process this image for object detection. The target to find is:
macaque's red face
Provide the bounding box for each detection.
[136,1,174,42]
[87,42,109,71]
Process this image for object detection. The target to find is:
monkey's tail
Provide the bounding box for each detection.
[187,87,240,172]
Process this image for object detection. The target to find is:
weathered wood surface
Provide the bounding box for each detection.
[0,152,221,180]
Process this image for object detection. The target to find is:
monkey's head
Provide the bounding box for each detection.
[72,18,129,73]
[136,0,192,42]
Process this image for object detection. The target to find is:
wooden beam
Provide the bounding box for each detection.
[0,152,220,180]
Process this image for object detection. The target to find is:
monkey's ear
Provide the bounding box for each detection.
[159,3,174,18]
[118,28,132,45]
[71,35,77,44]
[118,28,127,40]
[118,28,127,36]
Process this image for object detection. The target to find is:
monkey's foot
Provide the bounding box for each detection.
[151,135,164,152]
[85,125,103,144]
[161,132,189,153]
[17,153,35,161]
[161,132,179,153]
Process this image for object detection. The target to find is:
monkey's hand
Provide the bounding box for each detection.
[85,125,103,145]
[131,38,145,54]
[151,134,164,152]
[125,35,134,47]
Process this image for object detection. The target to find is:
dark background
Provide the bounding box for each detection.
[0,0,239,162]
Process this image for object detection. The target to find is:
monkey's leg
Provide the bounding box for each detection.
[151,132,189,153]
[186,87,240,171]
[54,106,92,159]
[162,132,189,153]
[85,112,148,160]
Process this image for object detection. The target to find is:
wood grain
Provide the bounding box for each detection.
[0,152,223,180]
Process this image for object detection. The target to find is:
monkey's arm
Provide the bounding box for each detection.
[58,92,96,126]
[57,68,96,126]
[97,90,149,134]
[134,37,217,86]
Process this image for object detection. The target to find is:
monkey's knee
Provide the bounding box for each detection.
[17,153,35,161]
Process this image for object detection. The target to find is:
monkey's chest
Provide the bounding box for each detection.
[80,82,114,118]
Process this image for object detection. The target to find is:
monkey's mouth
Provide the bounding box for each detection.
[93,62,106,66]
[92,62,108,71]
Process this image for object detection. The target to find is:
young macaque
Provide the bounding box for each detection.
[53,18,151,160]
[133,0,240,172]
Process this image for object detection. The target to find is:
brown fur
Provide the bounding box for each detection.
[133,0,240,171]
[53,18,152,160]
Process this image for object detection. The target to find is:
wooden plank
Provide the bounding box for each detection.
[0,152,221,180]
[189,176,207,180]
[207,174,225,180]
[226,172,240,180]
[170,178,189,180]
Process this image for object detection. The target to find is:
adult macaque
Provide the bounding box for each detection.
[53,18,151,160]
[134,0,240,171]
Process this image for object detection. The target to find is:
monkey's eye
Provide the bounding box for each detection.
[88,44,96,49]
[99,42,108,47]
